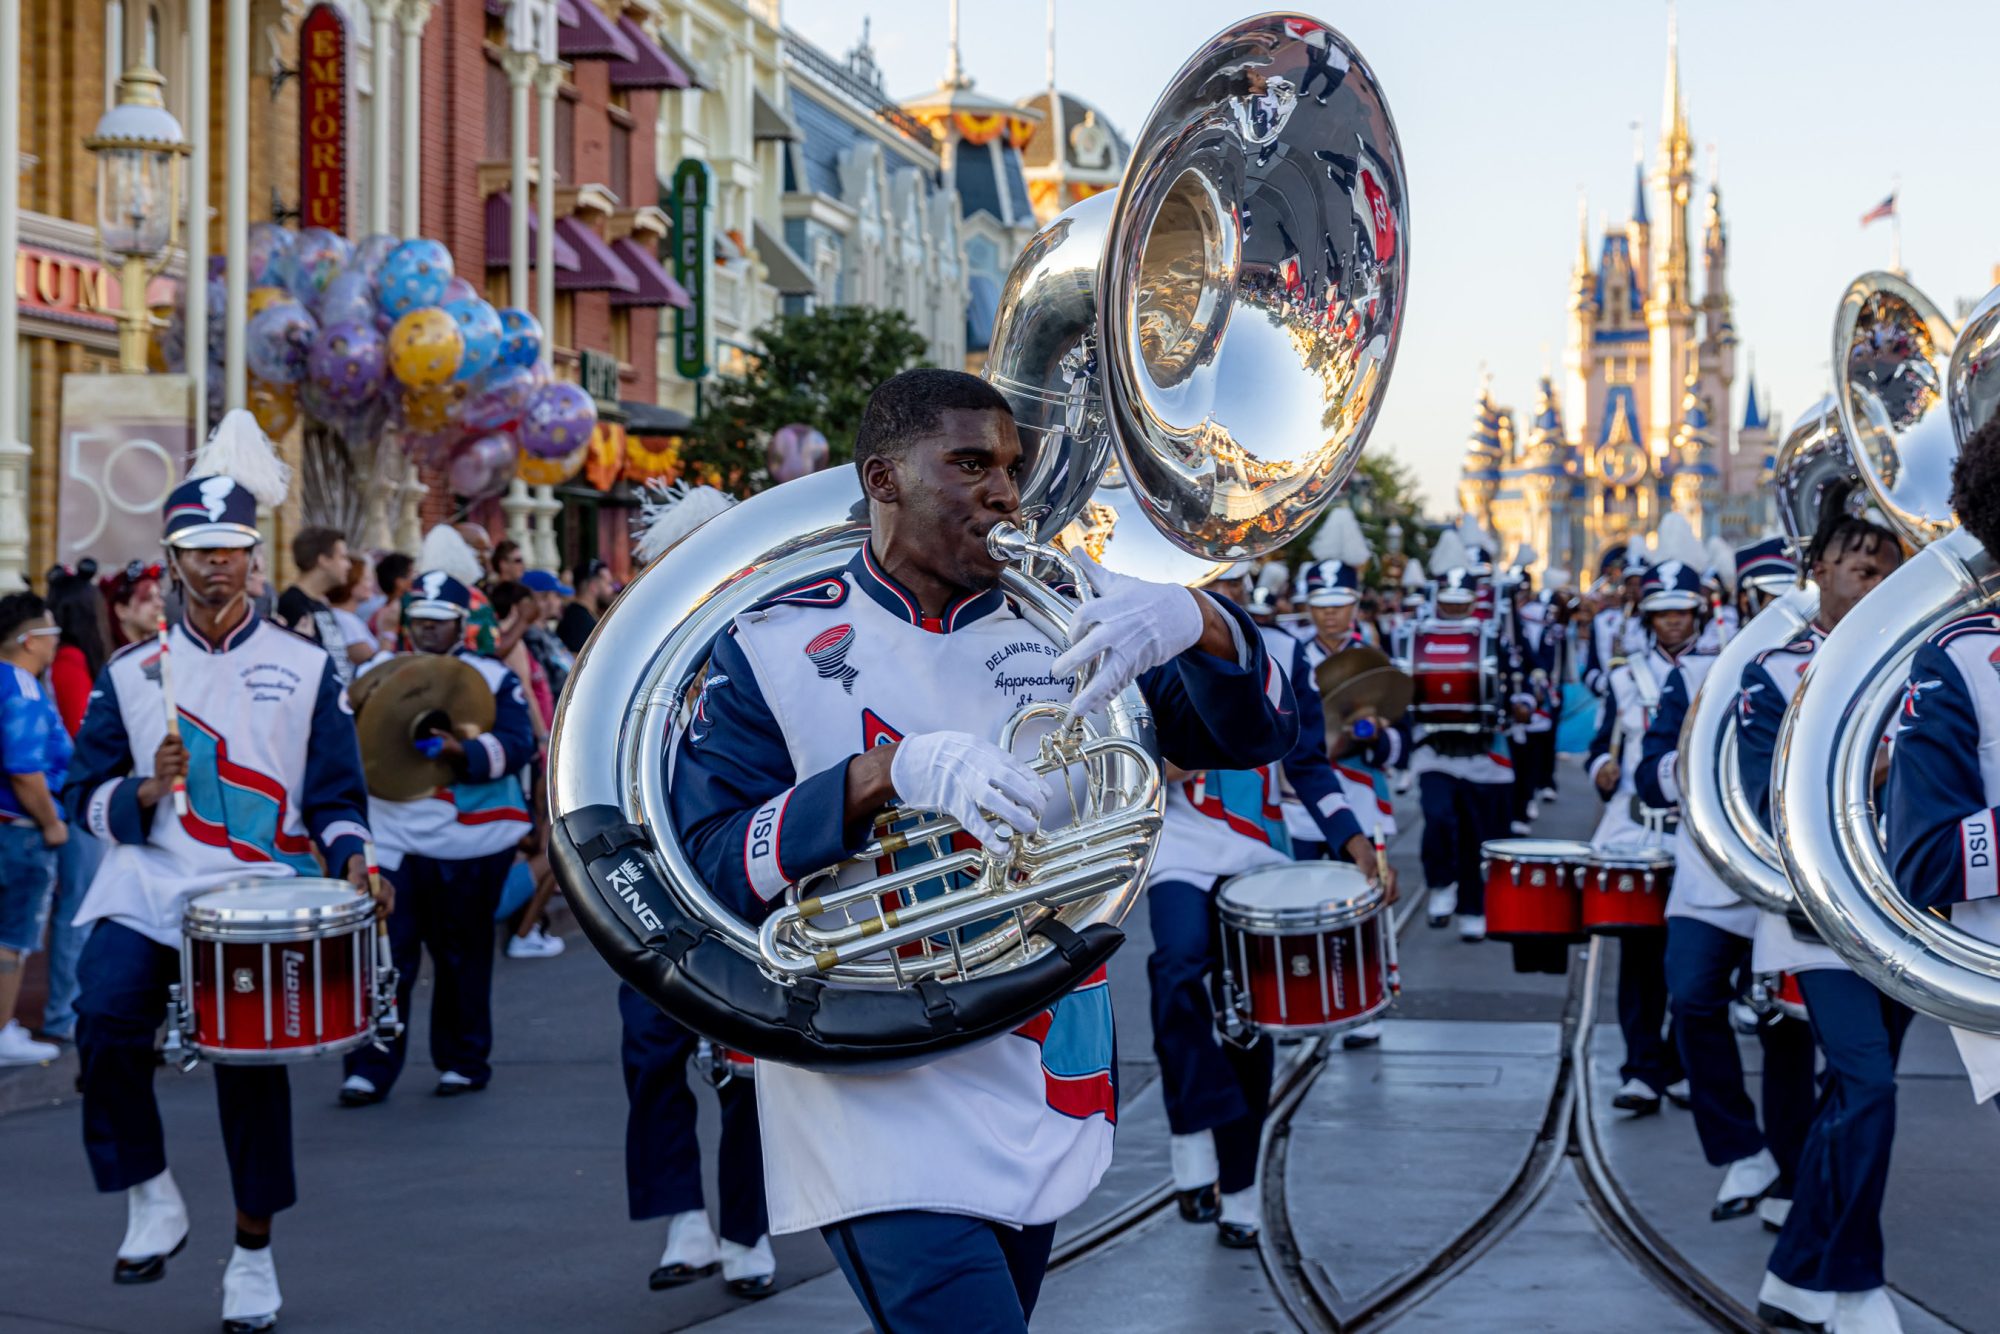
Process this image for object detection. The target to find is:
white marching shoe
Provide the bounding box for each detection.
[1833,1288,1902,1334]
[222,1245,281,1333]
[1711,1147,1779,1220]
[1758,1196,1792,1232]
[649,1209,721,1288]
[1426,886,1457,927]
[1216,1183,1261,1249]
[1757,1271,1834,1331]
[113,1168,190,1283]
[719,1235,777,1299]
[1457,914,1486,942]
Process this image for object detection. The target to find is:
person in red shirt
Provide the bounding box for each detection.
[36,566,110,1041]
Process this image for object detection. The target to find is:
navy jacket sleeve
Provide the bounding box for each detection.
[1275,638,1363,851]
[1138,594,1298,772]
[1736,658,1785,835]
[670,630,857,920]
[1635,666,1691,809]
[61,665,151,845]
[462,665,538,781]
[1887,645,2000,910]
[301,658,371,872]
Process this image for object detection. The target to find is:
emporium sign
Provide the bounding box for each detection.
[670,158,711,381]
[299,4,348,232]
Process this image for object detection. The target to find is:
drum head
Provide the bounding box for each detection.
[1483,839,1592,861]
[1589,846,1674,870]
[184,878,373,931]
[1220,862,1380,929]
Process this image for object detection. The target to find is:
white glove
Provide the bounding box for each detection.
[888,731,1048,851]
[1052,554,1209,720]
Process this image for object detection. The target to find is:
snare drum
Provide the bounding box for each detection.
[1217,862,1392,1036]
[175,879,380,1064]
[1578,847,1674,934]
[1481,839,1591,938]
[1409,626,1494,727]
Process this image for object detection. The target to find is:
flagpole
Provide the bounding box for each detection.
[1891,210,1902,275]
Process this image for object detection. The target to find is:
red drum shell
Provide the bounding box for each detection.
[182,880,377,1063]
[1217,864,1390,1035]
[1578,853,1673,934]
[1410,627,1489,725]
[1481,839,1590,938]
[1774,970,1807,1021]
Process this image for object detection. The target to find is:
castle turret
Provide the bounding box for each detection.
[1458,376,1504,533]
[1648,4,1698,464]
[1701,164,1736,386]
[1668,351,1718,532]
[1566,194,1595,448]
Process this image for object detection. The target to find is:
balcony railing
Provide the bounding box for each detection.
[782,28,934,147]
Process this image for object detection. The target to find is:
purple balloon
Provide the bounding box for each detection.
[246,300,319,385]
[518,381,598,459]
[349,232,400,283]
[245,222,295,288]
[447,432,519,498]
[306,320,388,408]
[460,362,545,433]
[317,269,377,328]
[766,423,831,483]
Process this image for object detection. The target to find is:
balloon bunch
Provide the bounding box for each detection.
[164,223,600,500]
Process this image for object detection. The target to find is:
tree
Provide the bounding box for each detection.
[683,306,931,490]
[1281,450,1433,588]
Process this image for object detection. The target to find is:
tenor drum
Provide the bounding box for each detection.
[1481,839,1590,938]
[1217,862,1392,1036]
[1579,847,1675,934]
[177,879,378,1064]
[1409,626,1494,728]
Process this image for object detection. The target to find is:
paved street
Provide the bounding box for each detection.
[3,762,1996,1333]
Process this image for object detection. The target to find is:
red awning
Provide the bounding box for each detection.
[553,217,638,293]
[557,0,636,61]
[484,192,580,271]
[610,16,689,90]
[610,237,690,309]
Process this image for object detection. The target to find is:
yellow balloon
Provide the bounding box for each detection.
[248,379,299,437]
[388,307,464,389]
[246,285,292,319]
[402,383,465,434]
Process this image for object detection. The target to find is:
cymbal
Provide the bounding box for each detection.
[1314,644,1413,724]
[354,655,496,801]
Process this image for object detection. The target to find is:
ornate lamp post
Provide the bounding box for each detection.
[85,64,187,373]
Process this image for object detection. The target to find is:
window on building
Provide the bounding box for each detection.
[485,58,510,161]
[611,307,630,364]
[609,122,631,203]
[555,93,576,183]
[554,293,574,352]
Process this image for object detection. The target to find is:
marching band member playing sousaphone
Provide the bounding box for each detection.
[62,414,376,1334]
[1738,511,1906,1333]
[1642,538,1852,1237]
[337,572,536,1108]
[1585,522,1711,1118]
[666,371,1296,1332]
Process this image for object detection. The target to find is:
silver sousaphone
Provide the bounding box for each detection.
[547,13,1410,1069]
[1775,275,2000,1033]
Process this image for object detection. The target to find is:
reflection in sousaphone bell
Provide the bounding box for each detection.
[351,655,496,801]
[1313,644,1413,729]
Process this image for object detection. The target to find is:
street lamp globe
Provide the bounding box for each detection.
[86,65,186,260]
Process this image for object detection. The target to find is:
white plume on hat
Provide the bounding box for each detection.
[633,480,738,566]
[1624,531,1649,569]
[1217,559,1256,582]
[1705,536,1738,591]
[417,523,485,587]
[1256,561,1291,594]
[1401,557,1428,591]
[1428,527,1469,577]
[1454,513,1485,553]
[1652,511,1707,573]
[1510,542,1538,570]
[190,408,290,507]
[1310,506,1371,566]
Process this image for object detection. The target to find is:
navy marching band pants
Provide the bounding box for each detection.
[1416,771,1513,915]
[1769,969,1913,1294]
[344,848,514,1092]
[1663,918,1815,1189]
[76,920,296,1218]
[823,1210,1058,1334]
[1147,878,1273,1194]
[617,983,767,1243]
[1614,928,1683,1094]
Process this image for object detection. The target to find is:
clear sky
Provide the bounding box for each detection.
[787,1,2000,516]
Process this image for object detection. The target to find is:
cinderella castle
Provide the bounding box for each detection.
[1459,15,1777,578]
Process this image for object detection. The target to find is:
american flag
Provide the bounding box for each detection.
[1860,193,1897,227]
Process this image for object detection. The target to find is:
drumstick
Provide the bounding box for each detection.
[157,614,187,816]
[363,840,388,935]
[1376,823,1400,997]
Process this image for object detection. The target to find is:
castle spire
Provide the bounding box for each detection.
[1574,192,1591,276]
[1662,0,1686,148]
